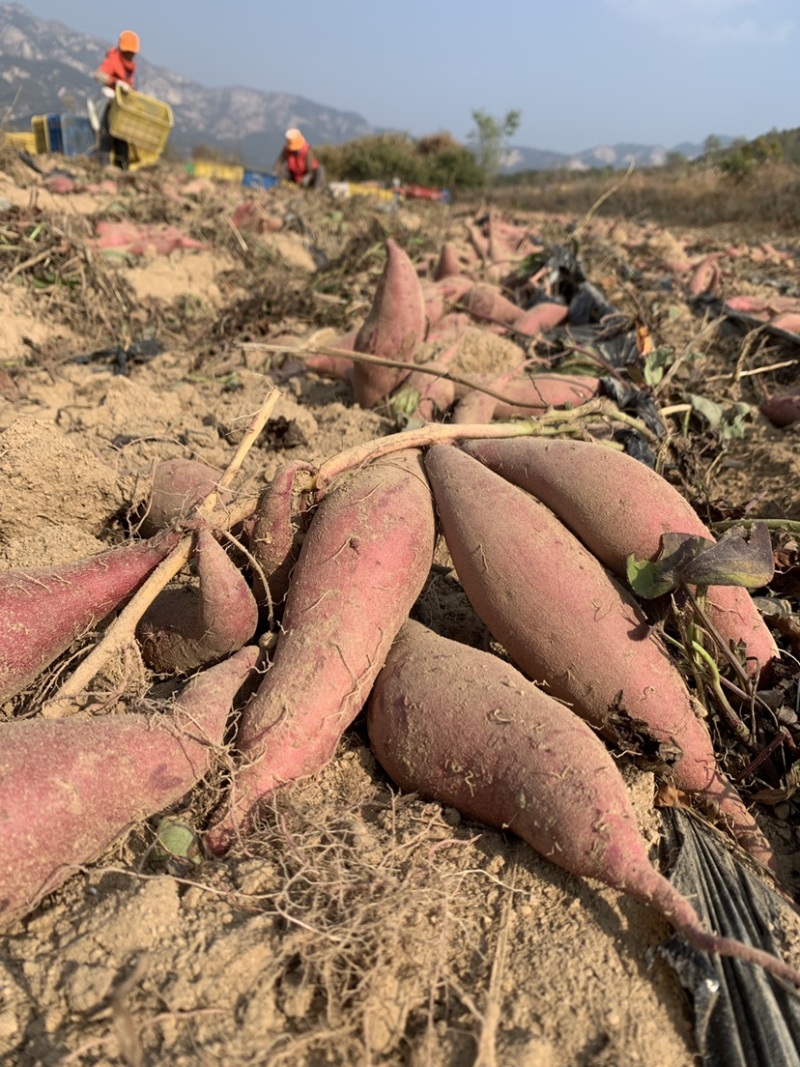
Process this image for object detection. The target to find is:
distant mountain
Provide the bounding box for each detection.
[502,136,736,174]
[0,3,374,168]
[0,4,734,173]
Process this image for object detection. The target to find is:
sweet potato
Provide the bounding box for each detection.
[367,621,799,986]
[459,284,522,328]
[760,392,800,428]
[424,444,773,867]
[425,312,472,343]
[768,312,800,336]
[491,374,600,417]
[391,340,462,423]
[136,529,258,674]
[461,437,778,676]
[351,239,427,409]
[204,448,437,853]
[687,253,725,297]
[249,460,315,610]
[139,458,229,536]
[512,301,569,337]
[433,243,462,280]
[431,275,474,305]
[453,373,598,423]
[0,645,259,929]
[0,529,182,705]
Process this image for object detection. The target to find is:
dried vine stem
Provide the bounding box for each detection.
[314,398,653,494]
[244,340,588,412]
[41,388,281,717]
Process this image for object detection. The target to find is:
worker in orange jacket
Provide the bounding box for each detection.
[272,128,326,191]
[92,30,139,169]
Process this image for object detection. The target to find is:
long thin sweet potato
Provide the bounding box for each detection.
[424,444,773,867]
[0,529,182,705]
[0,646,259,929]
[461,437,778,676]
[250,460,315,610]
[367,621,799,987]
[204,448,437,853]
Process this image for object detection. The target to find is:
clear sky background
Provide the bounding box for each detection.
[15,0,798,153]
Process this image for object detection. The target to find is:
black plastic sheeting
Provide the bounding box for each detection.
[658,807,800,1066]
[69,337,163,375]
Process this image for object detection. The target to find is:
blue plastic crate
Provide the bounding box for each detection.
[242,169,279,190]
[46,114,63,153]
[60,114,96,157]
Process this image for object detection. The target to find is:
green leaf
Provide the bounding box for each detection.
[626,553,677,599]
[688,393,724,429]
[152,818,202,866]
[642,346,674,388]
[680,523,774,588]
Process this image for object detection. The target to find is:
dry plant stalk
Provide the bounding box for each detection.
[41,388,281,716]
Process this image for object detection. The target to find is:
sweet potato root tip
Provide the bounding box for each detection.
[423,443,773,867]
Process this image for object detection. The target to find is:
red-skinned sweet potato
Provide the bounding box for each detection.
[139,458,229,536]
[459,284,522,328]
[0,529,182,705]
[367,621,799,986]
[461,437,778,677]
[424,444,773,867]
[433,243,462,280]
[351,240,427,409]
[512,301,569,337]
[0,645,259,929]
[760,392,800,428]
[491,374,600,417]
[249,460,315,610]
[204,448,437,853]
[136,529,258,674]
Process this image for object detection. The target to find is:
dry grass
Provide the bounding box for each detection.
[494,163,800,236]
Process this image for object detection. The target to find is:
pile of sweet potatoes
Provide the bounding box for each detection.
[0,233,795,993]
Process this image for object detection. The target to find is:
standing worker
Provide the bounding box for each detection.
[92,30,139,169]
[273,128,326,191]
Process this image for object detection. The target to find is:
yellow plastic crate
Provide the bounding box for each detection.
[31,116,48,154]
[4,131,37,152]
[187,160,245,183]
[108,86,173,153]
[127,144,162,171]
[348,182,395,202]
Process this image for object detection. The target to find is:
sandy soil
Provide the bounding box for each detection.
[1,144,800,1067]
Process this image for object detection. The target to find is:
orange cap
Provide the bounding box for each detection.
[285,128,305,151]
[118,30,140,53]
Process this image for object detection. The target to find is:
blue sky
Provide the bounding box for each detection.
[17,0,798,153]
